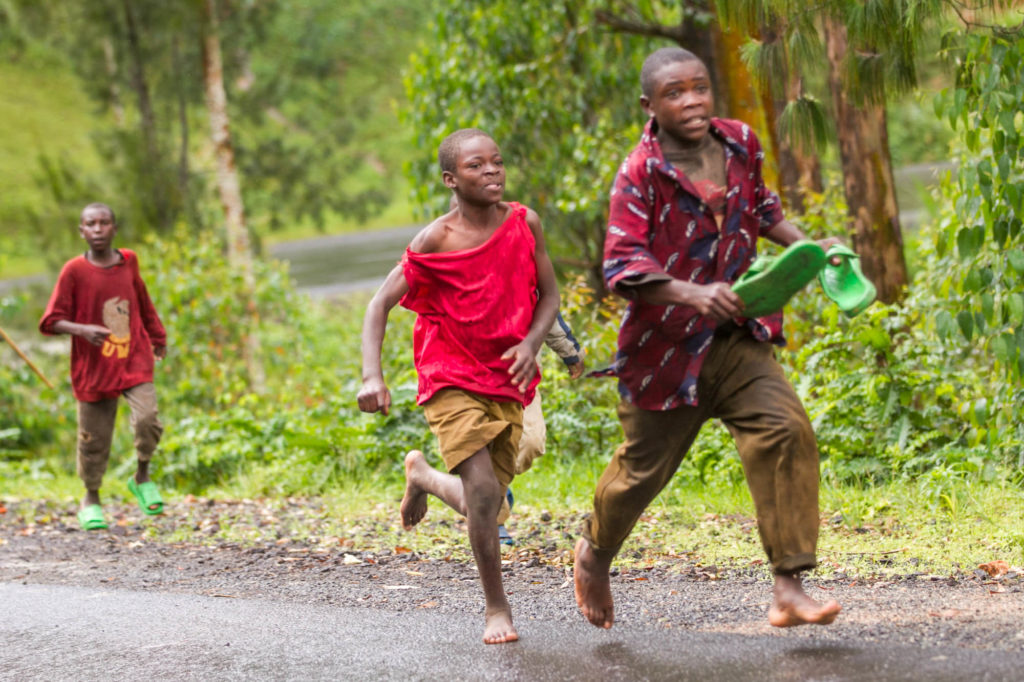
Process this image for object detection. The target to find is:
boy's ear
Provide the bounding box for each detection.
[442,170,457,191]
[640,95,653,117]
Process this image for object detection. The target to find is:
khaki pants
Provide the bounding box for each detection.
[77,382,163,490]
[496,393,546,524]
[582,326,820,574]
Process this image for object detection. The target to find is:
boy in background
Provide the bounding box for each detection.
[40,203,168,530]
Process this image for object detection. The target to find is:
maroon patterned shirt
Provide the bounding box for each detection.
[602,117,786,410]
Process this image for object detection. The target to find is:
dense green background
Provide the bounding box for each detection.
[2,2,1022,571]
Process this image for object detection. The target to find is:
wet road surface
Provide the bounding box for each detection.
[2,582,1020,681]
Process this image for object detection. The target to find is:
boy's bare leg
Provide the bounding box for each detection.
[455,448,517,644]
[573,537,615,629]
[400,450,466,530]
[768,572,841,627]
[82,489,101,508]
[135,458,151,484]
[400,447,516,642]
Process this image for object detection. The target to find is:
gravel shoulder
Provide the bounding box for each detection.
[2,498,1023,653]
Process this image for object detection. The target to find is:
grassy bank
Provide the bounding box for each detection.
[4,464,1021,580]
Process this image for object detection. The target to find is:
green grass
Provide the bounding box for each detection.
[5,456,1022,578]
[0,60,106,205]
[0,59,108,280]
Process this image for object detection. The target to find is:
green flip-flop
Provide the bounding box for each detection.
[818,244,877,317]
[77,504,108,531]
[127,478,164,515]
[732,240,827,318]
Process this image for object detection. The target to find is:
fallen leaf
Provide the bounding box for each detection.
[342,554,362,565]
[0,505,7,514]
[977,560,1009,577]
[418,601,438,608]
[405,570,423,576]
[394,546,412,554]
[928,609,962,619]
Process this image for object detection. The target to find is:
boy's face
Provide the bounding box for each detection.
[443,136,505,205]
[641,59,714,146]
[79,207,117,252]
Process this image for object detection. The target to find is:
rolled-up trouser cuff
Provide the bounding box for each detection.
[773,552,817,575]
[579,516,622,561]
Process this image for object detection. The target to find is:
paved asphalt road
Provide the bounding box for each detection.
[2,582,1022,682]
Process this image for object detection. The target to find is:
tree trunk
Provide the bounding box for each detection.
[825,17,907,304]
[121,0,171,231]
[201,0,265,391]
[713,21,775,188]
[755,21,822,213]
[172,36,190,203]
[101,36,125,126]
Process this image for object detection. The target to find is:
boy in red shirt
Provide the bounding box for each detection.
[573,48,842,630]
[358,129,559,644]
[40,203,168,531]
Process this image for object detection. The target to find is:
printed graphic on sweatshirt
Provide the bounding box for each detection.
[101,296,131,359]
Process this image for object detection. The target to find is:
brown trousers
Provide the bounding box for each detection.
[583,325,820,574]
[77,382,163,490]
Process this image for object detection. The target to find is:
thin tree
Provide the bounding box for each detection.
[121,0,173,232]
[823,12,907,303]
[200,0,264,390]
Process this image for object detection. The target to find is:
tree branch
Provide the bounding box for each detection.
[594,9,686,43]
[944,0,1024,37]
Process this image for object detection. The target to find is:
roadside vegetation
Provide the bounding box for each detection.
[2,4,1023,579]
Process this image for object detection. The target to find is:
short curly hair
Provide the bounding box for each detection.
[640,47,702,99]
[437,128,493,174]
[81,202,116,224]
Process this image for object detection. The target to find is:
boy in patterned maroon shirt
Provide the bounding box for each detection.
[574,47,843,630]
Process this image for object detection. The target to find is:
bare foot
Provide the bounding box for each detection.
[573,537,614,629]
[399,450,430,530]
[482,607,519,644]
[768,573,841,627]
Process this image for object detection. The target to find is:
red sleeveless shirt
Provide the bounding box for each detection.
[400,202,540,406]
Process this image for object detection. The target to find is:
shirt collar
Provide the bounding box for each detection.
[642,117,749,163]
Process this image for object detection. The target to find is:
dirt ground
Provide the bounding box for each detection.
[2,497,1023,652]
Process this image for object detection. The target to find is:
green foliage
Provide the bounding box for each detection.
[401,0,655,283]
[0,0,427,266]
[926,30,1024,473]
[1,231,438,495]
[0,294,73,458]
[722,0,957,158]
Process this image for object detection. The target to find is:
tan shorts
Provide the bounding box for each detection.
[422,388,523,487]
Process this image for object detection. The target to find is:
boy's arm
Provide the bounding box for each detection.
[51,320,112,346]
[764,218,842,253]
[748,127,841,254]
[357,263,409,415]
[39,266,113,346]
[502,209,559,392]
[604,166,743,323]
[132,256,168,358]
[543,313,584,377]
